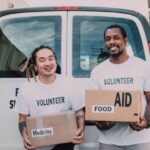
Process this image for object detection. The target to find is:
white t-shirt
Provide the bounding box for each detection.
[15,74,85,150]
[90,56,150,145]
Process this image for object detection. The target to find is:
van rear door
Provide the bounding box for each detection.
[67,10,150,150]
[0,10,68,150]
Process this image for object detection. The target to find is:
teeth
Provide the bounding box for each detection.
[110,46,118,50]
[111,46,117,48]
[44,64,55,72]
[110,47,117,50]
[45,67,52,71]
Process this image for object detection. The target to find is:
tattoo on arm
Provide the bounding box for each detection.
[76,114,84,121]
[19,121,27,135]
[144,92,150,122]
[76,114,85,129]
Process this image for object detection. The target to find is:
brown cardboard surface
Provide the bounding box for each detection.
[26,111,77,148]
[85,90,142,122]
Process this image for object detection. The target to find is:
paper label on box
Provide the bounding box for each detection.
[31,127,53,137]
[92,105,114,113]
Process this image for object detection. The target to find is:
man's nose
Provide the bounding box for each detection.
[110,38,115,44]
[45,59,51,65]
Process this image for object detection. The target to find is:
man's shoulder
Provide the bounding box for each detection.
[56,73,68,81]
[20,78,37,91]
[131,56,149,66]
[56,73,74,85]
[92,59,109,72]
[129,56,150,74]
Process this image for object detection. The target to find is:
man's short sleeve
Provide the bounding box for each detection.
[90,67,99,90]
[69,80,85,111]
[14,86,30,115]
[144,65,150,92]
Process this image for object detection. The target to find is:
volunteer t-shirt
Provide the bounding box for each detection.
[90,56,150,145]
[15,74,84,116]
[15,74,85,150]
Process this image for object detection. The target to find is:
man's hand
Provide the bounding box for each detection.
[22,127,35,150]
[95,121,116,130]
[129,116,148,131]
[73,127,84,144]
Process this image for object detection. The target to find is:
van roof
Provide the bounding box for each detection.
[25,0,149,18]
[1,6,150,41]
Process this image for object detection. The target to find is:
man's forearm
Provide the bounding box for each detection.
[19,121,27,135]
[19,114,28,135]
[75,108,85,129]
[144,91,150,128]
[145,103,150,122]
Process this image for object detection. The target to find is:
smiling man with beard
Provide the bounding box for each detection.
[90,24,150,150]
[15,46,85,150]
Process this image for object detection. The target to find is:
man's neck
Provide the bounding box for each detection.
[109,54,129,64]
[38,74,56,84]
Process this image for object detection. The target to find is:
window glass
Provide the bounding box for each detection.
[72,16,145,78]
[0,16,61,77]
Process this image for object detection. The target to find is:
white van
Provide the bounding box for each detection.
[0,0,150,149]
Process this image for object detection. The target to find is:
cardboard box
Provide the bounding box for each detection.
[85,90,142,122]
[26,111,77,148]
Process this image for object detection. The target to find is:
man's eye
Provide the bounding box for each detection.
[49,57,55,61]
[114,36,121,40]
[105,38,110,41]
[39,59,45,62]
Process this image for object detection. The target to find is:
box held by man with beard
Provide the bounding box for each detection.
[85,90,142,122]
[26,111,77,148]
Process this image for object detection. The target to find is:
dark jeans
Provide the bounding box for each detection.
[52,143,74,150]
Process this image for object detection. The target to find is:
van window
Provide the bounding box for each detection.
[72,16,145,78]
[0,16,61,77]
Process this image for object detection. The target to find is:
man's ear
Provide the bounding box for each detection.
[125,37,128,46]
[34,65,37,72]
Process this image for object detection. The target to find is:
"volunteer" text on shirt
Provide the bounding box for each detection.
[104,77,133,85]
[36,97,65,106]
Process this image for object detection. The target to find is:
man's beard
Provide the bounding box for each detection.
[110,49,123,58]
[107,44,123,58]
